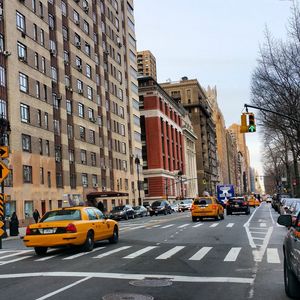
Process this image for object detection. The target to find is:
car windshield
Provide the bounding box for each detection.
[152,201,162,207]
[133,206,140,210]
[40,209,81,222]
[111,206,125,211]
[181,199,193,204]
[194,198,212,205]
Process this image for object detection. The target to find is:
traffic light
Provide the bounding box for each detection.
[248,113,256,132]
[240,113,248,133]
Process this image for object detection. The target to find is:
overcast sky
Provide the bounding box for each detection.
[134,0,294,175]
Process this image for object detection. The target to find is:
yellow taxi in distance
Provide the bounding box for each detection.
[248,196,260,207]
[23,206,119,255]
[191,197,225,222]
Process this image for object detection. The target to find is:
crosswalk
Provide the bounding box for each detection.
[0,244,282,266]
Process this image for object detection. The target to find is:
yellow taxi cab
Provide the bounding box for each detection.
[248,196,257,207]
[255,198,261,207]
[191,197,225,222]
[23,206,119,255]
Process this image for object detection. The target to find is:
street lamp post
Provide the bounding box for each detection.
[135,157,142,206]
[178,170,183,199]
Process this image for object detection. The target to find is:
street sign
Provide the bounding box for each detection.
[0,228,4,237]
[0,161,9,184]
[0,221,3,228]
[0,146,8,158]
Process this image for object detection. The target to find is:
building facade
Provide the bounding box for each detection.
[0,0,142,225]
[137,50,157,80]
[138,76,186,203]
[161,77,218,196]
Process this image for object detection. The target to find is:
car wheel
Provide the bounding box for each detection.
[132,214,135,219]
[34,247,48,256]
[109,226,119,244]
[246,209,250,215]
[227,210,231,215]
[192,216,197,222]
[82,231,94,252]
[220,213,224,220]
[199,217,203,221]
[284,256,300,298]
[125,214,129,220]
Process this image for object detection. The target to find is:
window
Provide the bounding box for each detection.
[134,115,140,126]
[41,57,46,73]
[67,124,73,139]
[66,100,72,114]
[77,79,83,92]
[69,149,74,163]
[87,86,93,100]
[0,35,3,52]
[91,152,96,166]
[17,42,27,61]
[64,51,69,63]
[0,67,5,87]
[19,73,28,93]
[48,14,55,30]
[53,119,60,135]
[23,165,32,183]
[62,26,68,40]
[82,173,88,187]
[39,1,44,18]
[40,29,45,46]
[85,43,91,56]
[16,12,26,32]
[47,171,51,187]
[55,146,61,162]
[73,10,80,24]
[83,20,89,34]
[32,0,36,12]
[79,126,85,140]
[39,138,43,154]
[51,67,57,82]
[22,134,31,152]
[20,103,30,123]
[86,64,91,78]
[74,33,81,45]
[76,56,82,69]
[45,140,50,156]
[0,100,6,118]
[33,24,37,41]
[78,103,84,118]
[80,150,87,164]
[44,112,48,129]
[40,167,44,184]
[61,1,67,16]
[37,109,41,126]
[92,175,98,187]
[34,52,39,69]
[89,130,95,144]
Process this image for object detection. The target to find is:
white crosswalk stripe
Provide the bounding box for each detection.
[192,223,203,228]
[0,256,31,265]
[0,250,32,259]
[155,246,185,260]
[260,223,267,227]
[177,224,189,228]
[189,247,212,261]
[123,246,158,259]
[63,247,106,260]
[267,248,281,263]
[93,246,132,259]
[226,223,234,228]
[224,247,241,262]
[161,224,174,229]
[210,223,219,228]
[35,255,60,262]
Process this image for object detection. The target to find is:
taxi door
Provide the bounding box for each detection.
[289,212,300,277]
[93,208,110,239]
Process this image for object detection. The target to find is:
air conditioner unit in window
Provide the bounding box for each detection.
[18,55,26,62]
[78,89,83,95]
[64,60,69,65]
[56,94,62,100]
[75,19,80,25]
[84,7,89,13]
[50,49,56,56]
[75,42,81,48]
[117,42,122,48]
[93,183,99,188]
[89,117,96,123]
[76,65,82,72]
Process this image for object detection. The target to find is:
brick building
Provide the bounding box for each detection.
[138,76,186,203]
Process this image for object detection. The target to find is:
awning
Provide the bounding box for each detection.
[87,191,129,200]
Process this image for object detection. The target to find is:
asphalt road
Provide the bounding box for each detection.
[0,202,290,300]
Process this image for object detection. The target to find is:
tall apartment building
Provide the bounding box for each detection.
[138,76,186,203]
[0,0,142,225]
[137,50,157,81]
[161,77,218,196]
[207,86,229,185]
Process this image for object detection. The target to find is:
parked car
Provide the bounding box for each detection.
[178,199,193,212]
[171,203,180,212]
[149,200,172,216]
[109,205,135,220]
[266,197,272,203]
[191,197,225,222]
[133,205,148,217]
[226,197,250,215]
[273,194,291,213]
[277,213,300,298]
[23,206,119,255]
[280,198,297,215]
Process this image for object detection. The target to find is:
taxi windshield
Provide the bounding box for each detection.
[40,209,81,222]
[194,198,212,205]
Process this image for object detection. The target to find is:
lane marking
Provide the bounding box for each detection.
[224,247,241,262]
[260,223,267,227]
[93,246,131,259]
[161,224,174,229]
[63,247,106,260]
[253,227,273,262]
[243,205,260,249]
[0,256,31,265]
[35,276,92,300]
[252,237,265,240]
[177,224,189,228]
[250,231,266,234]
[192,223,203,228]
[268,206,275,224]
[210,223,219,228]
[123,246,158,259]
[267,248,280,264]
[226,223,234,228]
[249,227,268,230]
[156,246,185,260]
[152,225,161,228]
[0,271,254,284]
[0,250,32,259]
[189,247,212,261]
[35,255,60,262]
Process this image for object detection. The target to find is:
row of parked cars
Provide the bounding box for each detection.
[272,194,300,299]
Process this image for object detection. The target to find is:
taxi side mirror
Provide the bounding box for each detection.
[277,215,292,227]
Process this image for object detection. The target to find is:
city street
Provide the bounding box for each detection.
[0,202,289,300]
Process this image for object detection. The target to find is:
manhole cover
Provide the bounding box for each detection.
[102,293,153,300]
[129,278,172,287]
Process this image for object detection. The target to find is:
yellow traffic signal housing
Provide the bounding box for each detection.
[248,113,256,133]
[240,113,248,133]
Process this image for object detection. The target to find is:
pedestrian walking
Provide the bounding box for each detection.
[33,209,40,223]
[97,201,104,213]
[9,212,19,236]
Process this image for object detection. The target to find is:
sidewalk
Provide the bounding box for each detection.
[3,227,26,241]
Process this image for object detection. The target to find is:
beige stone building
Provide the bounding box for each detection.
[207,86,229,185]
[182,113,198,198]
[161,77,218,196]
[137,50,157,81]
[1,0,142,225]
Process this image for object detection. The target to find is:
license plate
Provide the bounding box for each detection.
[235,205,239,208]
[43,228,55,234]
